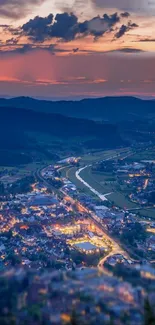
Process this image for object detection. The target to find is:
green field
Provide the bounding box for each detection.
[61,153,137,210]
[60,154,155,217]
[0,161,52,184]
[81,148,129,164]
[65,167,92,194]
[80,167,137,209]
[51,146,155,217]
[58,146,155,215]
[107,192,137,209]
[127,148,155,163]
[138,209,155,219]
[80,167,113,194]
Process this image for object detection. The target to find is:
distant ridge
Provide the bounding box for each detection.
[0,96,155,121]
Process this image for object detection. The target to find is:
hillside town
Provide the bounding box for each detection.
[0,151,155,324]
[0,151,155,273]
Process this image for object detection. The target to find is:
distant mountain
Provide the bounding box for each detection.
[0,96,155,121]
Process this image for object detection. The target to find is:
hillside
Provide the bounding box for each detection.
[0,106,125,166]
[0,106,119,138]
[0,96,155,121]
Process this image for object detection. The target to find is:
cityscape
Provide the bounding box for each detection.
[0,0,155,324]
[0,144,155,323]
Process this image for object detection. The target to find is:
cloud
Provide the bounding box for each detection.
[120,12,130,18]
[116,48,144,53]
[0,0,46,19]
[73,48,79,53]
[22,14,54,42]
[79,13,120,38]
[139,38,155,42]
[115,22,138,39]
[1,44,145,57]
[22,12,78,42]
[54,0,89,12]
[6,38,19,45]
[21,11,136,42]
[91,0,154,13]
[50,12,78,41]
[0,43,75,56]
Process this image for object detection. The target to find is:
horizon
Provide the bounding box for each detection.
[1,94,155,102]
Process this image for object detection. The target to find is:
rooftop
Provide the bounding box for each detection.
[28,195,59,207]
[74,242,98,251]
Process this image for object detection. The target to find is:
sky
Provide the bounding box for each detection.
[0,0,155,99]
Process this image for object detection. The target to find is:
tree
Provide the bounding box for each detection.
[144,299,155,325]
[7,252,21,266]
[0,182,5,195]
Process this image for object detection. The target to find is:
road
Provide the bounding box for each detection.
[36,161,135,269]
[76,165,113,201]
[62,187,134,267]
[60,188,131,267]
[75,151,133,202]
[73,150,142,265]
[88,211,131,268]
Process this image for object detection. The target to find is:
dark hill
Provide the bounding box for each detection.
[0,96,155,121]
[0,106,125,166]
[0,105,120,139]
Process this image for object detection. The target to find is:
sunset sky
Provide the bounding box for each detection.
[0,0,155,99]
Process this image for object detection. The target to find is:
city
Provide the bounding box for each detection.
[0,0,155,323]
[0,146,155,323]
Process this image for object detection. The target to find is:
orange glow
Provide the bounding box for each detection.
[20,225,29,230]
[61,314,71,323]
[0,4,154,98]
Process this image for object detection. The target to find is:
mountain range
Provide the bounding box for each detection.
[0,96,155,121]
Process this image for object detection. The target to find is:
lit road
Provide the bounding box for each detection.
[72,150,140,266]
[36,149,139,269]
[61,188,132,267]
[61,188,132,268]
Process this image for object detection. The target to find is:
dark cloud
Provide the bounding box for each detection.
[139,38,155,42]
[115,25,128,38]
[22,12,78,42]
[120,12,130,18]
[15,44,37,54]
[2,45,144,56]
[50,12,78,41]
[2,10,138,47]
[115,21,138,39]
[0,43,75,56]
[0,44,41,55]
[6,38,19,45]
[3,25,22,36]
[22,14,54,42]
[21,12,131,42]
[0,24,10,28]
[79,13,120,38]
[0,0,46,19]
[117,48,144,53]
[130,23,139,28]
[73,48,79,53]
